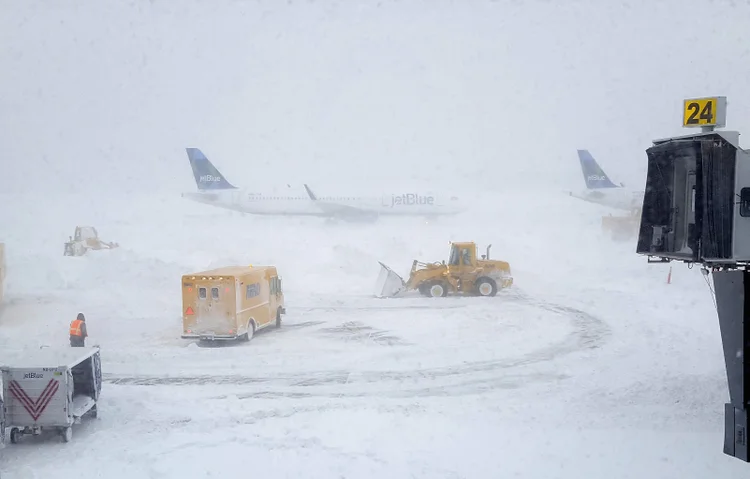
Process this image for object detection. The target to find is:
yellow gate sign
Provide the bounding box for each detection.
[682,96,727,128]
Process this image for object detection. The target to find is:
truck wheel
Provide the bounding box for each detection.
[90,404,98,418]
[243,321,255,341]
[475,277,498,297]
[275,309,282,328]
[9,427,21,444]
[61,426,72,443]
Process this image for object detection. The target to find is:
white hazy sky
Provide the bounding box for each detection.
[1,0,749,195]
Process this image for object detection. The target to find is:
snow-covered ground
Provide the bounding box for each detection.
[3,0,750,477]
[0,188,744,478]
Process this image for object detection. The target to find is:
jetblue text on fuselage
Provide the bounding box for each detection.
[200,175,222,183]
[390,193,434,207]
[587,175,607,181]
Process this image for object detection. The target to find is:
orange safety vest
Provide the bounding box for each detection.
[69,319,84,337]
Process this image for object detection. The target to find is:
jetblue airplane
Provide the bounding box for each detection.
[567,149,644,212]
[180,148,467,220]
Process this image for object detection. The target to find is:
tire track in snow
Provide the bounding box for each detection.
[103,290,611,397]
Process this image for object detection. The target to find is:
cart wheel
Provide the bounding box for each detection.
[9,427,20,444]
[61,426,72,443]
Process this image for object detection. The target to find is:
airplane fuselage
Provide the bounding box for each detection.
[568,187,644,212]
[182,147,467,219]
[181,189,466,217]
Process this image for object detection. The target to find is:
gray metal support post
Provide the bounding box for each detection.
[713,269,750,461]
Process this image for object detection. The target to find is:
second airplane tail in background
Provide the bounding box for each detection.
[186,148,237,190]
[577,149,620,189]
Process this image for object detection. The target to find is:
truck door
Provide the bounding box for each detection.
[269,276,280,319]
[195,279,235,334]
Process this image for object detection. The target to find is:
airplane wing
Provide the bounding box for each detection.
[303,184,379,220]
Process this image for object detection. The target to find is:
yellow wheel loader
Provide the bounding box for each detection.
[375,242,513,298]
[63,226,119,257]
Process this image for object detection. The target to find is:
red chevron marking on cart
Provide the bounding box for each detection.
[9,379,60,421]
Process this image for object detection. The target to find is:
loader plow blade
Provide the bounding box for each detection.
[374,261,407,297]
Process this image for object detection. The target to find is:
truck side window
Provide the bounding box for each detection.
[199,287,207,299]
[246,283,260,298]
[211,287,219,300]
[741,188,750,217]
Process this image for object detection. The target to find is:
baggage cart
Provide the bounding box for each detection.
[1,346,102,443]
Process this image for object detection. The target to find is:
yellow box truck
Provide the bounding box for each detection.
[181,265,285,341]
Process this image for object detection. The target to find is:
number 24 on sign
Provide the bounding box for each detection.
[683,98,716,126]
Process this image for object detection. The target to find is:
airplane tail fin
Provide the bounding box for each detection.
[577,149,619,189]
[186,148,237,190]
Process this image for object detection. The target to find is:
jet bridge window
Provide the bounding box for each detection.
[741,188,750,217]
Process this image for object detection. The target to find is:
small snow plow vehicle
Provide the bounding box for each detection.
[64,226,119,257]
[602,207,641,241]
[375,242,513,298]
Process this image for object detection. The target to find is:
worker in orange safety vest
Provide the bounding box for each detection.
[69,312,88,347]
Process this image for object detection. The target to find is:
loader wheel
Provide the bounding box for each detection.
[475,277,498,297]
[427,283,448,298]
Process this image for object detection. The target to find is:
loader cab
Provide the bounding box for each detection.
[74,226,97,241]
[448,242,477,268]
